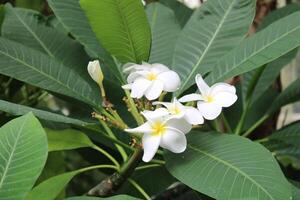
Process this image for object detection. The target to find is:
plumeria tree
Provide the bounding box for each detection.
[0,0,300,200]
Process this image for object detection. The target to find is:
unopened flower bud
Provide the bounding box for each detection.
[87,60,103,85]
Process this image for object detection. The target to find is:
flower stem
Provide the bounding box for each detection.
[124,90,144,125]
[92,145,120,170]
[135,164,161,171]
[242,114,269,137]
[99,120,128,162]
[234,101,250,135]
[128,178,151,200]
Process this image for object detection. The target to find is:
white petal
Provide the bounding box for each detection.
[127,70,148,83]
[142,134,161,162]
[184,106,204,125]
[122,63,136,73]
[195,74,210,95]
[178,93,203,102]
[197,101,222,120]
[213,91,238,107]
[141,108,169,121]
[210,83,236,95]
[130,78,151,99]
[151,63,170,73]
[165,118,192,134]
[161,130,187,153]
[157,71,181,92]
[125,122,152,134]
[183,0,202,9]
[145,80,164,100]
[121,84,132,90]
[152,101,173,108]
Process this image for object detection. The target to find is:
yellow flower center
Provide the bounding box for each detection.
[206,95,214,103]
[169,106,181,115]
[151,122,166,136]
[146,72,158,81]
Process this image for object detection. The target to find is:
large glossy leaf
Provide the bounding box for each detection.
[65,195,139,200]
[0,37,101,109]
[207,11,300,85]
[0,5,4,32]
[47,0,124,84]
[242,4,300,103]
[173,0,255,94]
[2,4,90,75]
[165,132,292,200]
[46,129,95,152]
[146,3,180,66]
[0,100,92,126]
[268,77,300,114]
[160,0,193,27]
[0,113,48,200]
[80,0,151,64]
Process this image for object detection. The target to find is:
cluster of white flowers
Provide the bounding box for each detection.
[122,62,237,162]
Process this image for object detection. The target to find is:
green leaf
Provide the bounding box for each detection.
[269,122,300,146]
[65,195,139,200]
[268,77,300,114]
[0,99,92,126]
[146,3,180,66]
[291,181,300,199]
[160,0,193,27]
[25,170,78,200]
[0,37,101,109]
[165,132,292,200]
[0,5,4,33]
[47,0,124,84]
[207,11,300,85]
[15,0,44,11]
[46,128,95,152]
[0,113,48,200]
[80,0,151,64]
[242,4,300,103]
[2,4,90,75]
[173,0,255,94]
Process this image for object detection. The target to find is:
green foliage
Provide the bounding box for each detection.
[0,5,4,33]
[15,0,44,11]
[0,99,92,126]
[165,132,292,200]
[0,113,48,200]
[0,37,101,109]
[65,195,139,200]
[207,10,300,85]
[80,0,151,64]
[46,128,95,151]
[146,2,180,66]
[173,0,256,95]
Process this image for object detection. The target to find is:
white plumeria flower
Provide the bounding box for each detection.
[179,74,237,120]
[178,0,202,9]
[149,98,204,125]
[125,109,191,162]
[87,60,103,85]
[122,63,181,100]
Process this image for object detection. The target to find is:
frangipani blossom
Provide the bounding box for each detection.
[122,63,181,100]
[178,0,202,9]
[125,109,191,162]
[87,60,103,85]
[179,74,237,120]
[150,98,204,125]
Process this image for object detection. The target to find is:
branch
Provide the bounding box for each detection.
[87,148,143,197]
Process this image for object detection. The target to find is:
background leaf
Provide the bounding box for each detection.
[173,0,255,94]
[0,113,48,200]
[2,4,90,75]
[65,195,139,200]
[165,132,292,200]
[46,129,95,152]
[0,37,101,109]
[207,11,300,85]
[0,5,4,33]
[146,2,181,66]
[80,0,151,64]
[0,100,92,126]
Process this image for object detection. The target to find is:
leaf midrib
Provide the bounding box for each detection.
[188,144,275,200]
[0,47,96,108]
[211,20,300,84]
[10,6,55,58]
[179,0,237,93]
[0,117,27,189]
[116,0,138,62]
